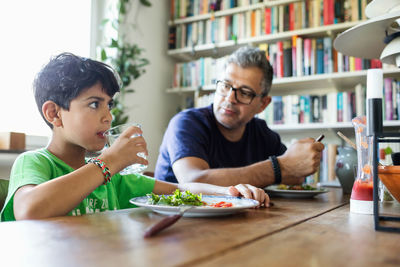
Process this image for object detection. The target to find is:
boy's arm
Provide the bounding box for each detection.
[152,180,269,207]
[13,126,148,220]
[14,163,109,220]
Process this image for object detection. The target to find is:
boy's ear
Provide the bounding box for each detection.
[42,101,63,127]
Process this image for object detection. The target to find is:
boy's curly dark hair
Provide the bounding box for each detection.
[33,52,120,128]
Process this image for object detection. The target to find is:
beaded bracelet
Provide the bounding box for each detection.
[88,157,112,185]
[269,155,282,185]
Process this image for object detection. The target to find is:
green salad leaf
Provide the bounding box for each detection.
[147,189,204,206]
[276,184,317,190]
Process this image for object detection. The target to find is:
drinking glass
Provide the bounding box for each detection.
[104,123,148,174]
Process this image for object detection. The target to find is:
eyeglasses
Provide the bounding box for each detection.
[215,80,264,105]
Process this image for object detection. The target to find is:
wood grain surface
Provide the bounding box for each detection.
[5,188,396,267]
[196,203,400,267]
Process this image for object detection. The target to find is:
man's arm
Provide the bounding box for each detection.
[173,156,275,187]
[172,138,324,187]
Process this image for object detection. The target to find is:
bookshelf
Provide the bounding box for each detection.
[168,0,297,26]
[166,0,400,131]
[168,21,360,60]
[167,68,400,94]
[269,120,400,132]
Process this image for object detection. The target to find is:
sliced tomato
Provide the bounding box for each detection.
[210,201,233,208]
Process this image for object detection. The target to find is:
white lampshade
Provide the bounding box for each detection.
[365,0,400,18]
[380,36,400,66]
[334,10,400,59]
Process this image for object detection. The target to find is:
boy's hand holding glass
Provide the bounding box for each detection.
[103,123,148,175]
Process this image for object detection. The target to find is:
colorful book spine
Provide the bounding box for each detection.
[296,36,303,76]
[289,3,295,31]
[264,8,271,34]
[304,38,312,76]
[276,41,284,78]
[337,92,343,122]
[316,38,324,74]
[283,40,293,77]
[292,35,297,76]
[384,78,393,120]
[323,37,333,74]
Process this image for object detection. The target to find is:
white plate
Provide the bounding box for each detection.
[264,185,329,199]
[130,195,259,217]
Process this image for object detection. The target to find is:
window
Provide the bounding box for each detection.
[0,0,92,136]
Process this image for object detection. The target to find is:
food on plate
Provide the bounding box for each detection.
[146,189,234,208]
[209,201,233,208]
[276,184,318,191]
[147,189,204,206]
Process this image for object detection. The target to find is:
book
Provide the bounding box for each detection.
[168,26,177,50]
[393,79,398,120]
[316,38,324,74]
[384,78,393,120]
[355,83,365,116]
[323,37,333,74]
[272,96,284,124]
[276,41,284,78]
[292,35,297,76]
[283,40,293,77]
[311,95,321,122]
[337,92,343,122]
[304,38,312,75]
[264,8,271,34]
[296,36,303,76]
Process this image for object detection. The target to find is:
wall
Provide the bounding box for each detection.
[0,136,49,179]
[122,1,180,172]
[0,2,176,177]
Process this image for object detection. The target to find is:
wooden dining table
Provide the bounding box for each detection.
[0,188,399,267]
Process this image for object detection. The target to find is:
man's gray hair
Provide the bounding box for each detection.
[226,46,273,96]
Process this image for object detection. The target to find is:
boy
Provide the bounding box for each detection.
[0,53,269,221]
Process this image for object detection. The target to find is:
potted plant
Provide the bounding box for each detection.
[99,0,151,127]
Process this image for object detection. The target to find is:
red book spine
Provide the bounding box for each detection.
[265,8,271,34]
[277,41,284,78]
[370,59,382,68]
[289,3,295,31]
[323,0,334,25]
[355,58,362,71]
[329,0,335,24]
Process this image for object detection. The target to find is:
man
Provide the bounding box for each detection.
[155,46,324,187]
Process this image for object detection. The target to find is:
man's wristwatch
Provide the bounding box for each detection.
[269,155,282,184]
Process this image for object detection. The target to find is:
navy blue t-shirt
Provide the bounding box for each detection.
[155,104,287,183]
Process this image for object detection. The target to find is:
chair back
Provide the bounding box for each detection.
[0,179,9,210]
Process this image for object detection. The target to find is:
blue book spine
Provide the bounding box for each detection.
[337,92,343,122]
[316,38,324,74]
[304,95,311,123]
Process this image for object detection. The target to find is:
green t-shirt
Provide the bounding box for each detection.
[0,148,155,221]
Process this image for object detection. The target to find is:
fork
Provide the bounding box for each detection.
[143,206,195,238]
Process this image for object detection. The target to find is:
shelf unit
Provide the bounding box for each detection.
[168,21,361,61]
[169,0,298,26]
[167,68,400,94]
[166,1,400,132]
[269,120,400,132]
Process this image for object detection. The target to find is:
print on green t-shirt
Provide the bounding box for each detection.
[0,148,155,221]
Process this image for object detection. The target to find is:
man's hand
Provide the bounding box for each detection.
[278,138,324,185]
